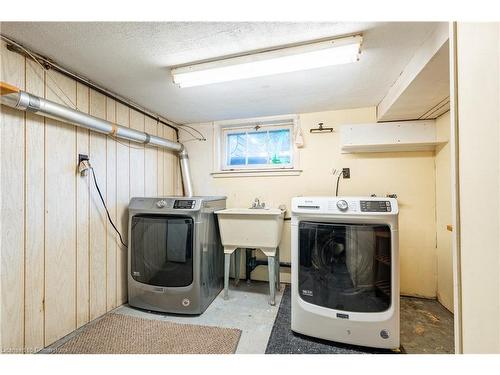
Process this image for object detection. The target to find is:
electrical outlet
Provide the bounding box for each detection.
[78,154,90,177]
[78,154,89,164]
[342,168,350,179]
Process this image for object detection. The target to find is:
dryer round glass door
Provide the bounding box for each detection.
[298,221,392,313]
[131,214,194,287]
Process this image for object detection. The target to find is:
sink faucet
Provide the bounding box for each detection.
[251,197,266,209]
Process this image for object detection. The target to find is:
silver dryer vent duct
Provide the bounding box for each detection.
[1,82,194,197]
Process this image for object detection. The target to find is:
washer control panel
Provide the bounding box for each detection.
[292,197,398,215]
[173,199,196,209]
[360,200,392,212]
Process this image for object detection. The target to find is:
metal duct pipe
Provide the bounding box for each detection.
[178,149,194,197]
[1,82,194,196]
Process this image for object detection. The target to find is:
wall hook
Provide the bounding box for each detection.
[310,122,334,133]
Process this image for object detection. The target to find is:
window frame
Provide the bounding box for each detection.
[212,114,301,176]
[221,123,294,171]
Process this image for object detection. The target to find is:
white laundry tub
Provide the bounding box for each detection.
[215,208,285,256]
[214,207,285,305]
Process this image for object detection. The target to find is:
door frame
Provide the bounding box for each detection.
[449,21,463,354]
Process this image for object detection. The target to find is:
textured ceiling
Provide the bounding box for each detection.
[0,22,440,124]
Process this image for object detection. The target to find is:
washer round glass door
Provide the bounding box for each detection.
[298,221,392,313]
[131,214,194,287]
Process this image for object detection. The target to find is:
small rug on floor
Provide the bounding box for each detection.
[51,313,241,354]
[265,286,395,354]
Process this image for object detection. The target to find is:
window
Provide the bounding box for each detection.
[213,114,301,176]
[223,125,293,170]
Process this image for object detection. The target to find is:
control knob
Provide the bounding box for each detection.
[336,199,349,211]
[156,199,167,208]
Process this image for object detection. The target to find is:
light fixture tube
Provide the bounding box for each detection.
[171,35,362,88]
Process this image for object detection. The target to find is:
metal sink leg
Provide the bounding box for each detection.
[268,255,276,306]
[224,253,231,300]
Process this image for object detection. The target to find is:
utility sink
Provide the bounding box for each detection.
[215,208,285,256]
[215,207,285,305]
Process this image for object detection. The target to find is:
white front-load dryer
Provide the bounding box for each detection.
[291,196,399,349]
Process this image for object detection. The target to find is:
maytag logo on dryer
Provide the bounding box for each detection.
[301,289,313,297]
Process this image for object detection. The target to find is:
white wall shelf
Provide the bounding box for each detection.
[340,120,447,153]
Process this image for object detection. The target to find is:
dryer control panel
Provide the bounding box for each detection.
[360,200,392,212]
[173,200,196,209]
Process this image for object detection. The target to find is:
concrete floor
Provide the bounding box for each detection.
[116,281,283,354]
[400,296,454,354]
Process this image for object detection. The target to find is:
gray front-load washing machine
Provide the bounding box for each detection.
[128,196,226,314]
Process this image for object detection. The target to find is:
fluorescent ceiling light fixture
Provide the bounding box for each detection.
[171,35,362,88]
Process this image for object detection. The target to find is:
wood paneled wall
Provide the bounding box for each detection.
[0,41,180,353]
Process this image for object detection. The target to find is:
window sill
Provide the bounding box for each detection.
[211,169,303,178]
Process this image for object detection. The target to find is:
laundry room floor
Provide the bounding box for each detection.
[400,296,454,354]
[40,282,453,354]
[115,281,283,354]
[266,286,454,354]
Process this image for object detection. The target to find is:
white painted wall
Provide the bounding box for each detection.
[435,111,453,312]
[182,107,439,298]
[456,22,500,353]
